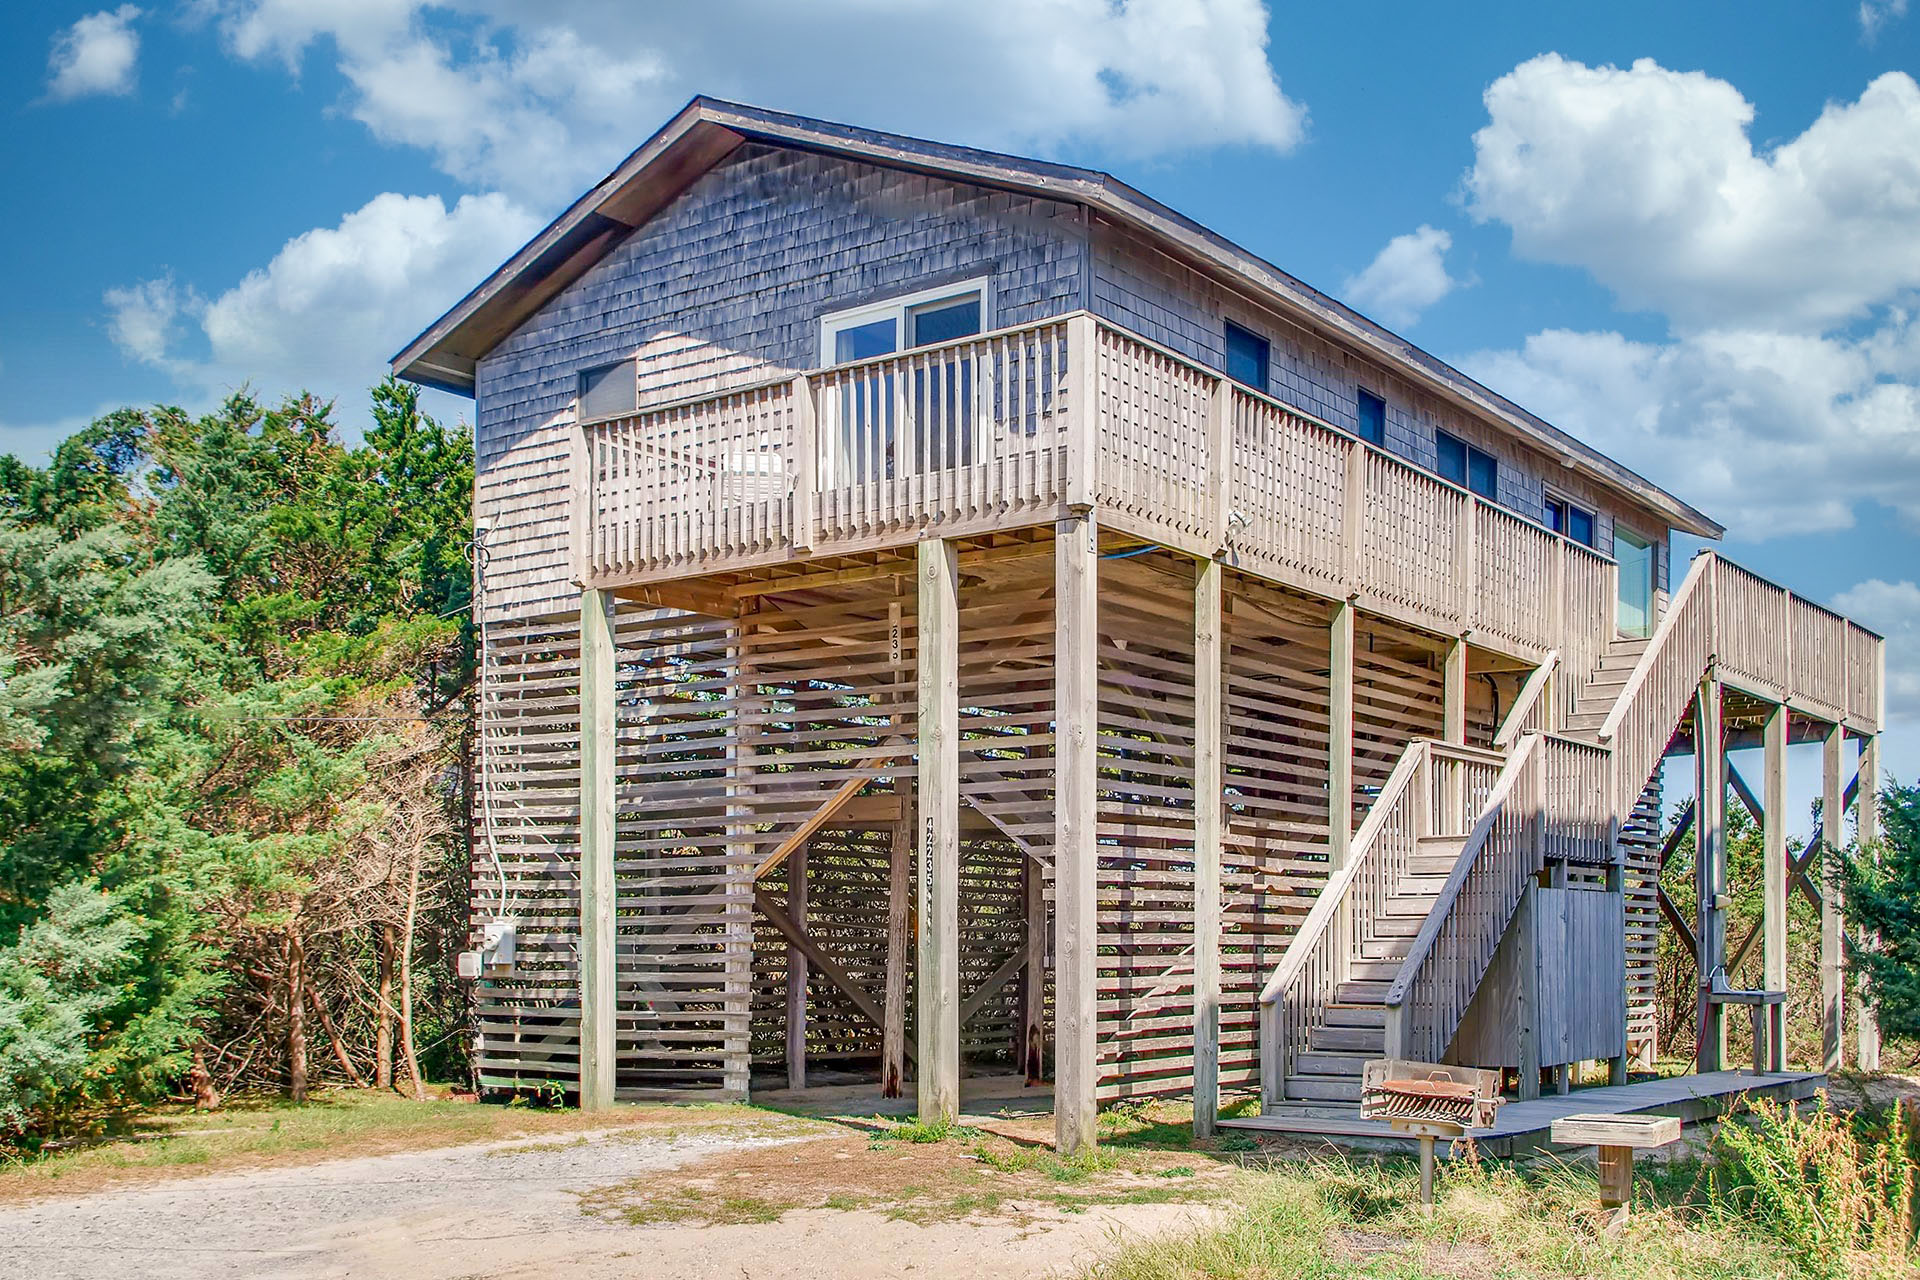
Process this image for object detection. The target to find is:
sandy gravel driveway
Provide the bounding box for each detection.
[0,1119,1215,1279]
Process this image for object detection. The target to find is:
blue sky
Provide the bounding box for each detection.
[5,1,1919,812]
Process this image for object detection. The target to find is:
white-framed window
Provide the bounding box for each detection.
[818,277,992,365]
[817,279,992,484]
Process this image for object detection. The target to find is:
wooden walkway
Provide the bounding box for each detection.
[1221,1070,1825,1157]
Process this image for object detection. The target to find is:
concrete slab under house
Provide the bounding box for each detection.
[396,97,1889,1155]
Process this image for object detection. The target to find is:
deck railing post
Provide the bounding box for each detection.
[1341,441,1365,592]
[570,416,591,585]
[1458,497,1479,631]
[1207,376,1232,553]
[791,374,816,552]
[1065,313,1098,510]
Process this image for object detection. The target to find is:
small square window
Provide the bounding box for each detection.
[1356,389,1386,446]
[1545,496,1596,547]
[1436,430,1498,501]
[578,358,637,421]
[1225,321,1269,393]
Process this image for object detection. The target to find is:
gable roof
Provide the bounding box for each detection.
[391,96,1722,538]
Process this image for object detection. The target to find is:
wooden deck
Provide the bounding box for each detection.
[1222,1069,1826,1158]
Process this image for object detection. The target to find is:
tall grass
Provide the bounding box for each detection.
[1088,1094,1920,1280]
[1706,1095,1915,1279]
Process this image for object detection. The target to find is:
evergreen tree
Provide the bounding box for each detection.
[1841,781,1920,1044]
[0,380,475,1146]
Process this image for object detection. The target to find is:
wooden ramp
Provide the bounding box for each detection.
[1222,1070,1825,1158]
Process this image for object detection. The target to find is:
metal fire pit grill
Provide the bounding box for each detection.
[1359,1060,1503,1207]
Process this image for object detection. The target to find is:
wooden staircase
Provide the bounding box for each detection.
[1560,635,1651,739]
[1271,832,1465,1109]
[1254,550,1885,1122]
[1258,571,1714,1115]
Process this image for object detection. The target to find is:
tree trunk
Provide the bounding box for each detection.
[189,1046,221,1111]
[399,852,427,1101]
[286,920,309,1103]
[375,924,396,1091]
[311,985,367,1088]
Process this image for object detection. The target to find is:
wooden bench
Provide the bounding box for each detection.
[1548,1112,1681,1226]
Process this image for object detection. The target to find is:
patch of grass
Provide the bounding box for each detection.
[875,1115,981,1145]
[1085,1111,1920,1280]
[581,1183,796,1227]
[578,1117,1232,1232]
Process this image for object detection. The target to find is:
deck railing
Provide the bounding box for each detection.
[578,312,1880,732]
[1598,551,1885,807]
[1380,732,1613,1066]
[580,312,1617,658]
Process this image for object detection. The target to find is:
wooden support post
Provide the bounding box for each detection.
[882,812,910,1098]
[916,538,961,1127]
[1597,1144,1634,1217]
[1694,678,1727,1073]
[1762,704,1787,1072]
[1055,513,1100,1155]
[1516,885,1541,1101]
[1021,855,1047,1085]
[1192,557,1224,1139]
[1821,722,1845,1073]
[578,587,618,1111]
[723,605,757,1100]
[1857,735,1882,1071]
[1442,638,1468,745]
[1606,853,1630,1087]
[1328,601,1356,869]
[1441,637,1468,834]
[785,842,809,1090]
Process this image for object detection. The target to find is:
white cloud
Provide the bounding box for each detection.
[1461,323,1920,540]
[45,6,143,101]
[1464,56,1920,332]
[104,274,198,371]
[206,0,1305,205]
[107,191,539,408]
[1861,0,1909,40]
[1341,225,1459,329]
[1833,579,1920,724]
[1459,57,1920,545]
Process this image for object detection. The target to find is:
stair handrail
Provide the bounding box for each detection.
[1596,551,1715,745]
[1259,739,1430,1006]
[1492,649,1558,748]
[1256,738,1430,1104]
[1381,732,1542,1062]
